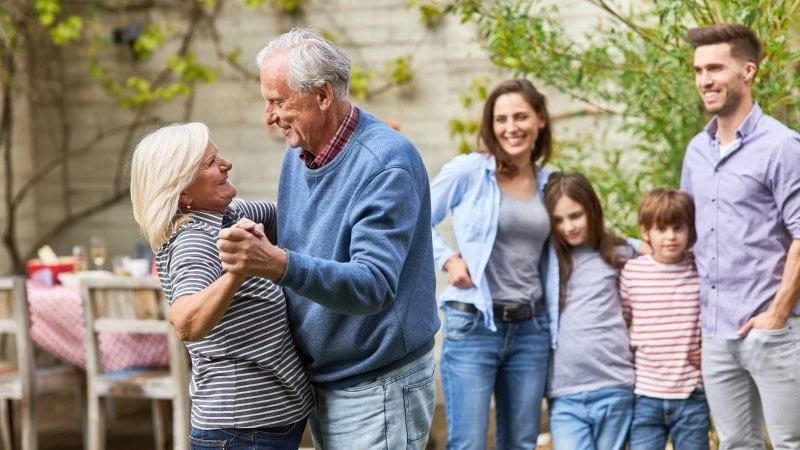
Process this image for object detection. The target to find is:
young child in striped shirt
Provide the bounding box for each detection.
[620,188,710,450]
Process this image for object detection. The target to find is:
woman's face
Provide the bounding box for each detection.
[492,92,545,164]
[181,140,236,214]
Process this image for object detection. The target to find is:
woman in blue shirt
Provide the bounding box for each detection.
[431,79,560,450]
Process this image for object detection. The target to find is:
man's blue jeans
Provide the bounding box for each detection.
[548,387,634,450]
[308,349,436,450]
[629,388,710,450]
[189,417,307,449]
[440,304,550,450]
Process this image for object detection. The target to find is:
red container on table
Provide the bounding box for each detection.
[26,257,77,286]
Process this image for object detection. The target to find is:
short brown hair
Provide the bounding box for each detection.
[478,79,552,176]
[686,23,763,71]
[638,188,696,243]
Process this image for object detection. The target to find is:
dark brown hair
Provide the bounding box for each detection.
[544,172,626,308]
[686,23,763,72]
[638,188,696,244]
[478,79,552,176]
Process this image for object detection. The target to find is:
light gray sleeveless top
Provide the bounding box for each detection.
[484,189,550,307]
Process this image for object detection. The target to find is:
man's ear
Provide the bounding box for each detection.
[316,82,334,110]
[743,61,757,85]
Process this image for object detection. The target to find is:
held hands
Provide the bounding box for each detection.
[217,218,287,282]
[444,254,475,289]
[737,309,788,337]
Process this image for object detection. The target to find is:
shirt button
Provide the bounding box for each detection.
[711,227,715,232]
[712,198,716,202]
[712,285,716,289]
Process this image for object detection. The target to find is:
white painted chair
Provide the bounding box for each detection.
[0,276,84,450]
[81,277,189,450]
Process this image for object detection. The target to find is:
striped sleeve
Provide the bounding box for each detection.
[234,199,276,230]
[168,229,222,302]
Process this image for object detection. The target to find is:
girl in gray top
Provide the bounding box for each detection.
[543,173,635,450]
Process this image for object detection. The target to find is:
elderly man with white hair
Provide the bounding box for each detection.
[217,28,440,449]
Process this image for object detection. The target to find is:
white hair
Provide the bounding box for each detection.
[130,122,209,251]
[255,27,351,99]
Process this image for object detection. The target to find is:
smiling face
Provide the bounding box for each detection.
[492,92,546,166]
[693,43,754,117]
[642,223,689,264]
[259,54,326,153]
[181,140,236,214]
[551,195,589,247]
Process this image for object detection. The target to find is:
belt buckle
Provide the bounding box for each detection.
[502,308,511,321]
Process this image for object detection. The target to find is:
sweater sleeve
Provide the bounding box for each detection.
[278,167,421,315]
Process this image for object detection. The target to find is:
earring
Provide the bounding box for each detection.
[186,203,192,210]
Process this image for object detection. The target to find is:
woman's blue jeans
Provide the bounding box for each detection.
[189,417,307,450]
[440,304,550,450]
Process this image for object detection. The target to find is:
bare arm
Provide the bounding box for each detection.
[739,239,800,335]
[168,272,246,341]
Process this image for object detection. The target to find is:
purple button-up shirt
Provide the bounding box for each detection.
[680,103,800,339]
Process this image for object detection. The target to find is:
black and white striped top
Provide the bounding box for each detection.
[156,199,313,430]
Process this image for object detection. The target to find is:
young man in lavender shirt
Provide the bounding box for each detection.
[681,23,800,449]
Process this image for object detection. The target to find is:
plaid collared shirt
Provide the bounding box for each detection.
[300,104,359,169]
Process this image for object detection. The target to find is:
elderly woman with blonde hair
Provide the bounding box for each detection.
[130,122,312,450]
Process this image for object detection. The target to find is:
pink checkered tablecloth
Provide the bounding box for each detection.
[26,280,169,372]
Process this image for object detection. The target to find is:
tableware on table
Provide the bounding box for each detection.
[89,236,107,270]
[73,245,89,272]
[124,258,152,278]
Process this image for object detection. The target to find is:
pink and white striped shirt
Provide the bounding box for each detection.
[620,254,702,399]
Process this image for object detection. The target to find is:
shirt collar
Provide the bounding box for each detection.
[186,204,239,233]
[299,103,358,169]
[704,102,762,141]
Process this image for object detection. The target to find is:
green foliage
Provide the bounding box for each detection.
[449,77,489,154]
[385,56,414,85]
[350,64,376,100]
[131,25,165,58]
[446,0,800,234]
[243,0,304,13]
[407,0,446,28]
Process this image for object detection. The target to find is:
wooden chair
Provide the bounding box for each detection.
[81,277,189,450]
[0,276,84,450]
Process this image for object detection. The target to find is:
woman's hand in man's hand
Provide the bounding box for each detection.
[444,254,475,289]
[218,218,287,281]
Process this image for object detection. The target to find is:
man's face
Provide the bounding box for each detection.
[259,54,323,152]
[693,43,753,117]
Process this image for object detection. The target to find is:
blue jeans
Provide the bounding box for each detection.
[189,417,307,449]
[548,387,634,450]
[440,305,550,450]
[629,388,710,450]
[308,349,436,450]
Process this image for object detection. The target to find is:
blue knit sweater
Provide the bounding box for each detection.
[276,109,440,387]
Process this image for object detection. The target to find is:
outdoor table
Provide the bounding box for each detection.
[26,280,169,371]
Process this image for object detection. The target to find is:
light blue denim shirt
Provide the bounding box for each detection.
[431,152,561,348]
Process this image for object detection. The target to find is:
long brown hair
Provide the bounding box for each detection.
[478,79,552,177]
[544,172,626,308]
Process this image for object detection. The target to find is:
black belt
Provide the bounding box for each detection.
[445,301,542,322]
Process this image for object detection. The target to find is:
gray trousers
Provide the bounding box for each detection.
[702,316,800,450]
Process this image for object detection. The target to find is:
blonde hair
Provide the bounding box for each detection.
[130,122,210,250]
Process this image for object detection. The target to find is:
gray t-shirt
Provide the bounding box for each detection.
[548,245,635,398]
[484,189,550,306]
